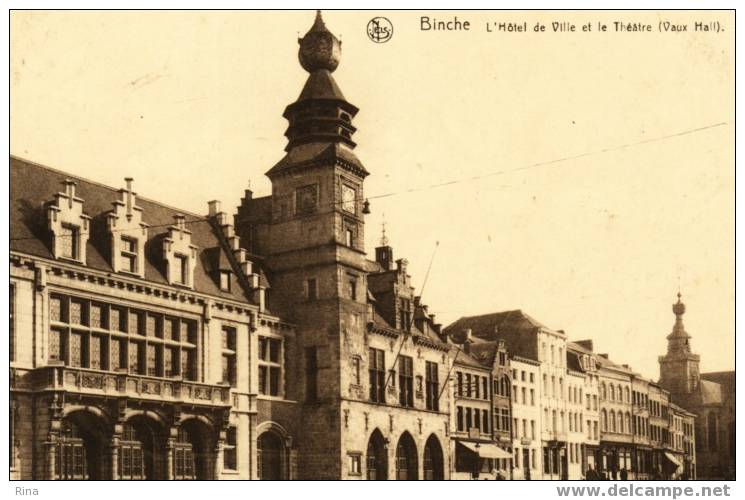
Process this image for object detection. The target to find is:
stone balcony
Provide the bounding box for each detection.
[13,365,231,407]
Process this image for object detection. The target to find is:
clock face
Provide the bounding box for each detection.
[342,184,356,213]
[296,185,318,215]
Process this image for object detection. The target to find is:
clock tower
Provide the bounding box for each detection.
[235,11,371,479]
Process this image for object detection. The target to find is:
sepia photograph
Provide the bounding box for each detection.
[7,7,735,487]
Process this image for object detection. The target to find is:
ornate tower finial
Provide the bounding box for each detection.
[298,10,341,73]
[380,215,389,246]
[673,291,686,318]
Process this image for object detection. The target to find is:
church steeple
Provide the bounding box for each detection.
[667,292,692,354]
[282,11,359,151]
[659,291,701,396]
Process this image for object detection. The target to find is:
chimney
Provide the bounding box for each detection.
[174,214,186,231]
[208,200,221,216]
[396,258,408,274]
[463,328,473,354]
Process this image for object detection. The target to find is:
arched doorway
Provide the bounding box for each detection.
[120,415,165,480]
[258,431,284,480]
[174,420,213,480]
[57,411,109,480]
[366,429,387,480]
[423,435,443,480]
[395,432,418,480]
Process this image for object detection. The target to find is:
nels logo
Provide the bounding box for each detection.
[367,17,393,43]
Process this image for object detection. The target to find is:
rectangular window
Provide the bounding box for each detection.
[466,374,472,398]
[258,337,282,396]
[175,254,189,285]
[59,224,79,260]
[425,361,439,411]
[223,427,237,471]
[49,327,64,361]
[482,409,489,433]
[456,372,463,396]
[348,277,358,301]
[90,303,104,329]
[120,236,138,273]
[306,347,318,402]
[352,356,361,385]
[398,356,414,407]
[369,348,386,403]
[474,375,480,399]
[69,331,83,367]
[219,271,231,292]
[348,453,362,475]
[181,348,195,381]
[345,229,354,247]
[457,406,464,431]
[90,334,103,370]
[146,343,160,376]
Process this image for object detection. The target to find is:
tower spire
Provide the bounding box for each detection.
[380,216,389,246]
[279,11,360,152]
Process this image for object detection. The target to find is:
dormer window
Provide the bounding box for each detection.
[162,214,197,288]
[220,270,231,292]
[107,178,148,277]
[47,180,91,263]
[120,236,138,273]
[59,224,80,260]
[175,254,189,286]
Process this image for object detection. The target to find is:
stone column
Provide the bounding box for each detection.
[46,441,57,480]
[110,436,120,480]
[166,438,175,480]
[214,440,224,480]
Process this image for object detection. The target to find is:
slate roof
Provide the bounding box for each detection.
[296,69,348,103]
[454,348,489,370]
[265,141,369,179]
[10,156,256,304]
[443,309,549,361]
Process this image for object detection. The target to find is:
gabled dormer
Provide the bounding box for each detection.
[208,200,266,311]
[106,178,148,277]
[46,179,91,263]
[162,214,198,288]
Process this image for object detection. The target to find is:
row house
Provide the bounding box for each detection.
[444,310,575,479]
[510,356,542,480]
[670,404,697,479]
[568,341,601,475]
[577,340,697,480]
[9,158,284,480]
[448,333,512,479]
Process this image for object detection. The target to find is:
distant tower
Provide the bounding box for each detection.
[659,292,701,395]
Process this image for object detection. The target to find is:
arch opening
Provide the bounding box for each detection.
[395,432,418,480]
[366,429,387,480]
[423,434,443,480]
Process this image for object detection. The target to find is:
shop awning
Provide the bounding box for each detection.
[663,451,682,468]
[458,441,512,459]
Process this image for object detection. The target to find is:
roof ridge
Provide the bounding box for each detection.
[11,154,211,222]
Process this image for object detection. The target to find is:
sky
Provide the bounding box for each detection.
[10,10,735,379]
